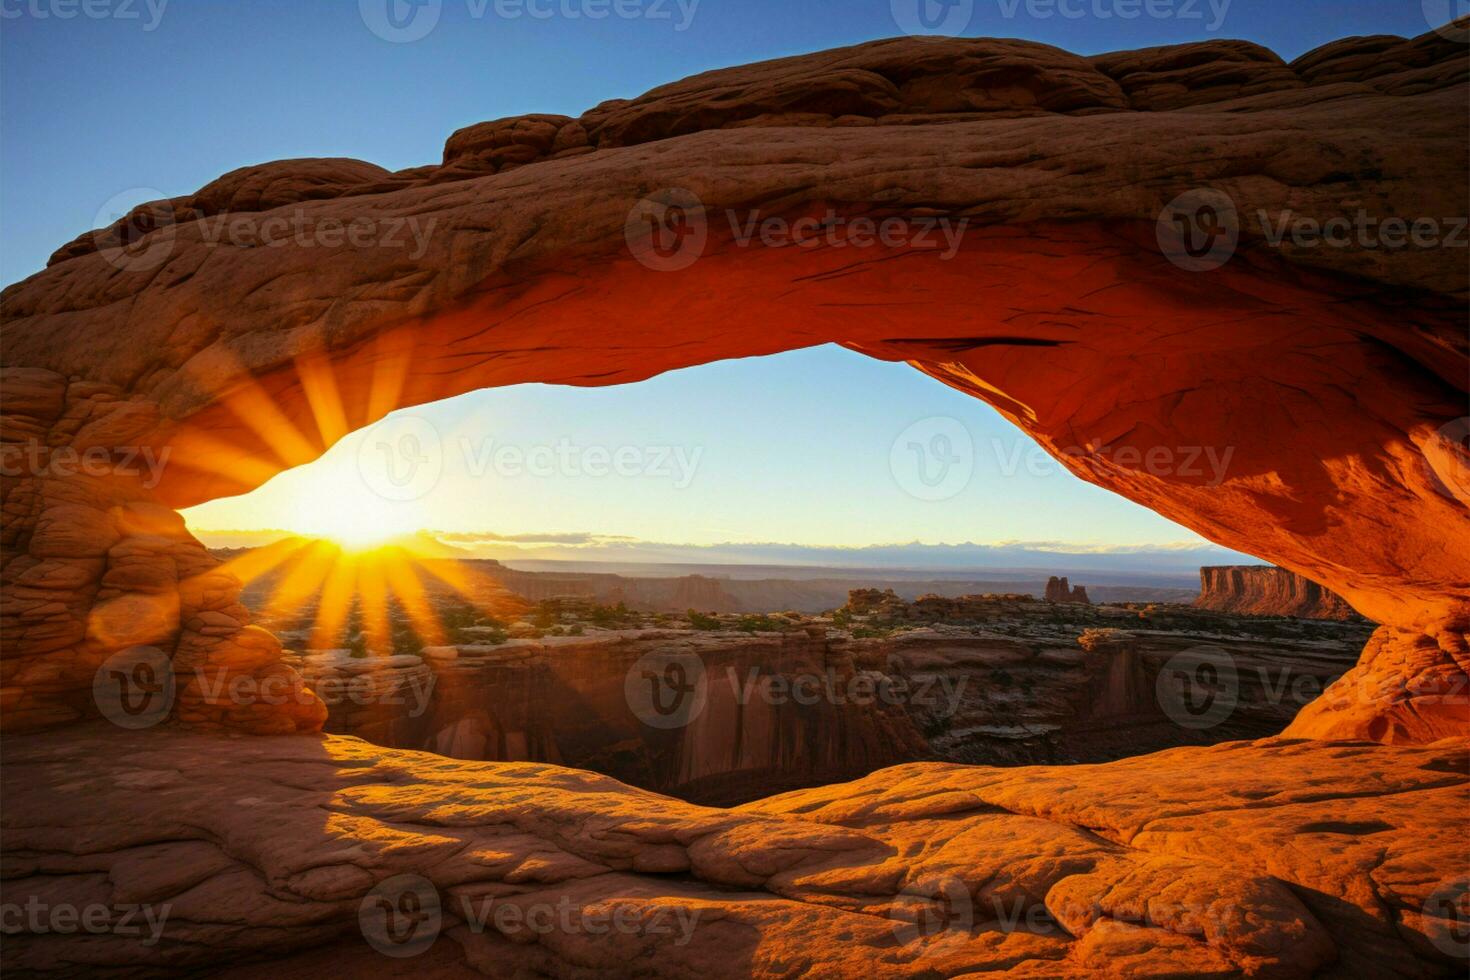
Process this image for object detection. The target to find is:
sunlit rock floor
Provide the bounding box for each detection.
[2,725,1466,977]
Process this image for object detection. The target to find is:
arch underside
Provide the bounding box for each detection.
[151,218,1467,632]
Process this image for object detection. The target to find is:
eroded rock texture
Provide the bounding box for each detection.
[0,369,326,734]
[1197,565,1363,621]
[1,25,1468,975]
[0,726,1464,977]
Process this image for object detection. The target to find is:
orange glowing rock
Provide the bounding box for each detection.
[1,24,1468,979]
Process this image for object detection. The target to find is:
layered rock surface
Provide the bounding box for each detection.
[0,372,325,734]
[2,25,1469,978]
[1,726,1464,977]
[1197,565,1363,621]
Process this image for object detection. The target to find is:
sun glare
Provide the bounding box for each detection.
[213,534,494,654]
[175,343,442,553]
[180,345,525,654]
[284,491,423,552]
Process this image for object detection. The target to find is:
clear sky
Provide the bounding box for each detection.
[178,345,1254,554]
[2,1,1438,559]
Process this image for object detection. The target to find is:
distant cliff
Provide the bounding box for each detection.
[1196,566,1363,621]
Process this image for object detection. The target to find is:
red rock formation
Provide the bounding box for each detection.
[1044,576,1091,604]
[4,28,1464,742]
[0,370,326,733]
[1196,564,1363,620]
[1,23,1468,976]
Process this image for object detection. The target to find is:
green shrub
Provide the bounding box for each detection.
[686,610,722,631]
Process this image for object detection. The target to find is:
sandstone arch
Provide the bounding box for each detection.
[5,27,1470,979]
[2,30,1466,744]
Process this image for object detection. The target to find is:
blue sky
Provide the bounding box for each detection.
[2,1,1436,559]
[1,0,1439,285]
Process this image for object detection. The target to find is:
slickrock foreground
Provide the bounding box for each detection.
[1,726,1465,977]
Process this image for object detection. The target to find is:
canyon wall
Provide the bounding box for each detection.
[1196,565,1363,621]
[292,618,1365,803]
[298,629,925,805]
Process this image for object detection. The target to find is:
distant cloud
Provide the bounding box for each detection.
[981,539,1230,555]
[187,526,1262,575]
[188,528,298,549]
[409,533,1263,574]
[432,531,637,545]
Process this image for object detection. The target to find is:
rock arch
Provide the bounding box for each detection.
[2,30,1466,742]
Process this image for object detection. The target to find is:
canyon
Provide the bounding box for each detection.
[1,21,1467,979]
[288,596,1370,805]
[223,559,1372,803]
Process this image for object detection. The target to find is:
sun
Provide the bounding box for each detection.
[173,340,445,555]
[262,440,432,552]
[176,346,524,653]
[283,491,423,551]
